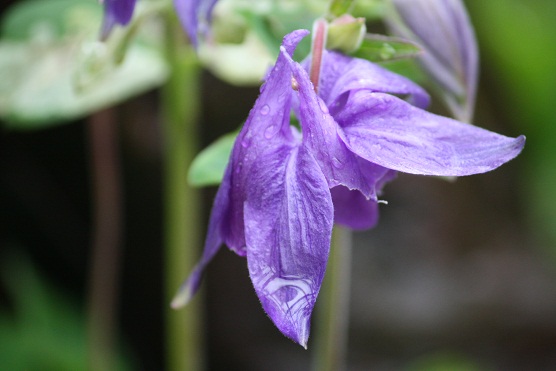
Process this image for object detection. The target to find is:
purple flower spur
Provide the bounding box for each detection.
[172,29,525,347]
[100,0,136,39]
[174,0,218,47]
[100,0,217,44]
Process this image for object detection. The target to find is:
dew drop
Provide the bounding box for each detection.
[317,99,329,114]
[291,77,299,91]
[264,124,278,139]
[235,161,243,175]
[260,104,270,116]
[241,136,250,148]
[379,43,396,60]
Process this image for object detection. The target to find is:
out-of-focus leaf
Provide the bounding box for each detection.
[0,0,99,41]
[240,9,282,57]
[406,352,486,371]
[200,0,323,85]
[0,252,132,370]
[0,0,168,129]
[379,57,426,85]
[351,0,386,21]
[328,0,355,18]
[198,32,274,85]
[353,34,422,62]
[0,41,167,129]
[188,131,238,187]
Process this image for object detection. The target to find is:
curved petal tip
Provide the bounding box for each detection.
[256,277,315,348]
[170,266,204,309]
[170,282,193,309]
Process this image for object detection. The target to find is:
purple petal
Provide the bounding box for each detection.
[244,145,333,348]
[388,0,478,121]
[337,91,525,176]
[101,0,136,39]
[222,30,309,253]
[285,48,395,200]
[331,186,379,230]
[331,159,396,230]
[174,0,218,47]
[172,30,310,307]
[306,50,430,110]
[171,164,233,308]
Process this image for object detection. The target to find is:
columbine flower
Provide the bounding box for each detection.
[172,29,524,347]
[386,0,479,122]
[175,0,218,47]
[100,0,137,39]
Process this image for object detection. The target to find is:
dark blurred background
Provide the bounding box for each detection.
[1,1,556,370]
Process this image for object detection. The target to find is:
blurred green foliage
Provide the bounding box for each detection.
[406,351,487,371]
[467,0,556,257]
[0,253,131,370]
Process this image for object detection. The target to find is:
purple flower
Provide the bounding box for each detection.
[387,0,479,122]
[100,0,137,40]
[174,0,218,47]
[172,30,524,347]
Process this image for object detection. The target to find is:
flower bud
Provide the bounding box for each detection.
[387,0,478,122]
[327,14,367,54]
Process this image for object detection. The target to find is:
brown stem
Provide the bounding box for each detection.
[86,108,123,371]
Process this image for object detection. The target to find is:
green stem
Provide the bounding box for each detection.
[162,12,203,371]
[311,226,352,371]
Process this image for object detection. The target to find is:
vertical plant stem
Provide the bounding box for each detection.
[162,11,203,371]
[311,226,352,371]
[87,108,123,371]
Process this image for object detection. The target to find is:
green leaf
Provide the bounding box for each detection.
[353,34,422,62]
[328,0,355,18]
[378,58,426,85]
[188,131,238,187]
[0,40,168,129]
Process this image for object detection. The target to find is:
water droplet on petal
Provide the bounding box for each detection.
[317,99,329,114]
[291,77,299,91]
[234,161,242,175]
[379,43,396,60]
[241,135,251,148]
[264,124,278,139]
[260,104,270,116]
